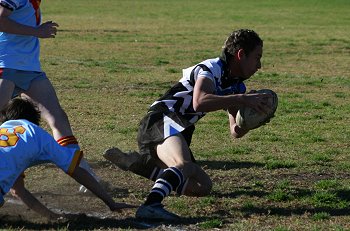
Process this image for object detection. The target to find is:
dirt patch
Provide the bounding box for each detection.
[0,161,203,230]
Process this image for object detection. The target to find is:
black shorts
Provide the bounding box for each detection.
[137,110,196,162]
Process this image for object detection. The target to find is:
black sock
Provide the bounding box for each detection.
[129,154,163,180]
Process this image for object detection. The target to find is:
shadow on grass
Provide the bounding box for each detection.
[30,184,131,199]
[335,189,350,201]
[197,160,265,170]
[0,214,208,230]
[231,188,350,217]
[93,159,265,171]
[212,189,269,198]
[87,159,266,171]
[241,206,350,217]
[58,29,131,33]
[213,188,315,199]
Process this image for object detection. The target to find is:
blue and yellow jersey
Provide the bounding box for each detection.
[0,119,83,200]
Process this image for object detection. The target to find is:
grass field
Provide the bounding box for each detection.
[1,0,350,230]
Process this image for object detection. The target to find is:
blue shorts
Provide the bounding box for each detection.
[0,68,47,97]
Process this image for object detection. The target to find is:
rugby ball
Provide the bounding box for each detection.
[236,89,278,130]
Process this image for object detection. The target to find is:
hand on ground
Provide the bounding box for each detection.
[110,202,138,212]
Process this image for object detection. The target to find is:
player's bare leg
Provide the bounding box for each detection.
[71,166,136,211]
[22,79,101,192]
[0,79,15,109]
[21,78,73,139]
[136,134,212,221]
[103,147,141,171]
[179,167,212,197]
[104,146,211,197]
[10,176,63,220]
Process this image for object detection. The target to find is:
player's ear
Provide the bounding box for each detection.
[236,49,245,60]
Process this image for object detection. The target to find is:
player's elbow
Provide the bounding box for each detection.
[10,177,26,199]
[193,103,202,112]
[193,100,203,112]
[10,186,26,199]
[193,98,210,112]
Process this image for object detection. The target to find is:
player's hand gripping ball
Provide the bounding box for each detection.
[236,89,278,130]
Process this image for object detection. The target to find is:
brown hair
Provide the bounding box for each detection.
[0,98,41,125]
[222,29,263,60]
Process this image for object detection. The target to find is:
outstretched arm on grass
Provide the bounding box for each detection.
[10,176,62,220]
[70,166,136,211]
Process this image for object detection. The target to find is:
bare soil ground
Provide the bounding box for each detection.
[0,161,201,230]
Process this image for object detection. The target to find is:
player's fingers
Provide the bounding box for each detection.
[42,21,59,29]
[51,22,59,27]
[55,215,69,223]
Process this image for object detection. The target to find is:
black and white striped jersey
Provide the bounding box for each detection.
[149,57,246,126]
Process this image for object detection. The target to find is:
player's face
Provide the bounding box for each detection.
[239,45,263,80]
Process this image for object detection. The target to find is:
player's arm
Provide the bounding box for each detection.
[193,76,240,112]
[10,176,62,220]
[193,77,270,113]
[227,106,249,138]
[0,196,4,208]
[71,166,136,211]
[0,5,58,38]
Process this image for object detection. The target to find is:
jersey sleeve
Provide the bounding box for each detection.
[36,126,83,176]
[197,67,215,82]
[189,66,214,93]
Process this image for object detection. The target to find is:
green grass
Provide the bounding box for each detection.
[1,0,350,230]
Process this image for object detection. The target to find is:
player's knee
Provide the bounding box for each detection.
[197,178,213,196]
[178,161,197,178]
[187,179,212,197]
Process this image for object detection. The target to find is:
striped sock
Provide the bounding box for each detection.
[144,167,184,205]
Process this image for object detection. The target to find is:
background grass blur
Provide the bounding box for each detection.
[4,0,350,230]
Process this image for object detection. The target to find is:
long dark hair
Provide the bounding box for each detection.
[0,98,41,125]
